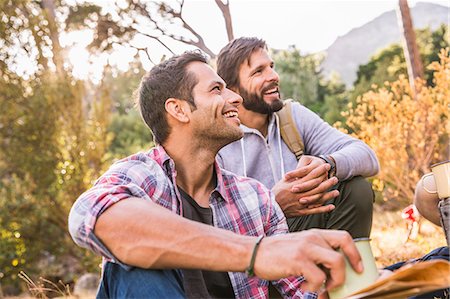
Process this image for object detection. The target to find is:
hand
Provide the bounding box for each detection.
[254,229,363,292]
[273,157,339,217]
[295,154,328,170]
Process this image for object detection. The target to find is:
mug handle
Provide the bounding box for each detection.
[422,173,437,194]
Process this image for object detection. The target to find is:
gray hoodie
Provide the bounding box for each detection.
[217,101,379,189]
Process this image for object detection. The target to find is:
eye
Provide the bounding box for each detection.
[211,85,221,93]
[252,68,262,75]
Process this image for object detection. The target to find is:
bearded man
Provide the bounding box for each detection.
[217,37,380,238]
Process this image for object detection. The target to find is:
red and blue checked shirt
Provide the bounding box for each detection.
[68,145,317,299]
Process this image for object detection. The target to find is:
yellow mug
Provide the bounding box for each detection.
[423,160,450,199]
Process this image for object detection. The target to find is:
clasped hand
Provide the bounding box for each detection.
[272,155,339,217]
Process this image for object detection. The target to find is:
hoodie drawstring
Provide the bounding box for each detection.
[240,138,247,177]
[240,115,285,182]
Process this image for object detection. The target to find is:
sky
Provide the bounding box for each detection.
[184,0,449,54]
[61,0,450,81]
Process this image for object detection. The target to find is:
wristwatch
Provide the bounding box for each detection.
[319,155,336,178]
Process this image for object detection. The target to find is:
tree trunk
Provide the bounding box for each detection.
[397,0,424,94]
[40,0,64,76]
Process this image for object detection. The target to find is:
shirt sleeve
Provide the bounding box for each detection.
[68,157,166,267]
[292,102,379,180]
[262,191,318,299]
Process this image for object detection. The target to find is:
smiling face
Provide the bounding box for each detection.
[187,61,244,148]
[236,48,283,114]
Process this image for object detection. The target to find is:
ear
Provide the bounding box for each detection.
[165,98,190,123]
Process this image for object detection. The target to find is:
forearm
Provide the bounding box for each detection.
[95,197,255,271]
[294,103,379,180]
[414,177,441,226]
[331,144,379,180]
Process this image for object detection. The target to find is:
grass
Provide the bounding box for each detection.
[371,204,447,268]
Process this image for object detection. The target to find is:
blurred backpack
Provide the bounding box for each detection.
[276,99,304,160]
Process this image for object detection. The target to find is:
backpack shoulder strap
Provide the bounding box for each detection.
[276,99,304,160]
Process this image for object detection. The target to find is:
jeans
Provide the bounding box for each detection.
[97,262,186,299]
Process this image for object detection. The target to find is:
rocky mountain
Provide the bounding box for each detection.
[321,2,449,87]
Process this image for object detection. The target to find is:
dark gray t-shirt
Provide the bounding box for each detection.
[178,187,235,299]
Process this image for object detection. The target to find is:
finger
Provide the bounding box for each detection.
[296,155,315,168]
[290,157,329,181]
[316,249,346,291]
[292,177,324,194]
[303,163,330,181]
[316,230,363,274]
[298,189,339,206]
[293,176,338,196]
[320,190,340,202]
[298,192,324,205]
[284,166,310,181]
[300,261,328,292]
[305,244,346,291]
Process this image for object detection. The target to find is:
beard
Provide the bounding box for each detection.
[238,83,284,114]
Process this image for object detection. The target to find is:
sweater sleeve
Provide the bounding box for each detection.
[292,102,379,180]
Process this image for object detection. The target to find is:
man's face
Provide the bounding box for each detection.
[187,62,244,147]
[236,48,283,114]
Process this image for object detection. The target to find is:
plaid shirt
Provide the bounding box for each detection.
[69,145,317,299]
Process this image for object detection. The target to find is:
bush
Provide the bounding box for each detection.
[339,49,449,205]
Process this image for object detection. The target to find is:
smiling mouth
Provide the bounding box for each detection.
[223,111,238,118]
[263,87,279,95]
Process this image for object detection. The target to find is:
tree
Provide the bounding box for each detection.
[397,0,424,92]
[0,0,111,293]
[66,0,234,61]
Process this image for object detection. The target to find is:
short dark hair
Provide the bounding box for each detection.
[138,51,208,144]
[217,37,267,89]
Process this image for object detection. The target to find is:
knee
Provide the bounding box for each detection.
[339,176,374,212]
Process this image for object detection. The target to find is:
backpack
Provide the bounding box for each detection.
[275,99,304,160]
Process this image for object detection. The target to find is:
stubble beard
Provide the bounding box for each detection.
[195,116,244,150]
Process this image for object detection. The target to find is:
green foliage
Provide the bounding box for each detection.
[0,69,106,291]
[108,111,153,158]
[351,25,450,102]
[273,47,322,112]
[273,47,348,124]
[0,0,110,292]
[321,75,350,126]
[103,66,154,157]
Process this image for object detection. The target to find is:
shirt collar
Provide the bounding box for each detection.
[213,162,230,203]
[150,145,230,203]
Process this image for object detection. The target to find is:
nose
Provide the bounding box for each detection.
[267,68,279,82]
[224,88,243,107]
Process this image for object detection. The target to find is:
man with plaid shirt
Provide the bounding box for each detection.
[68,51,362,299]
